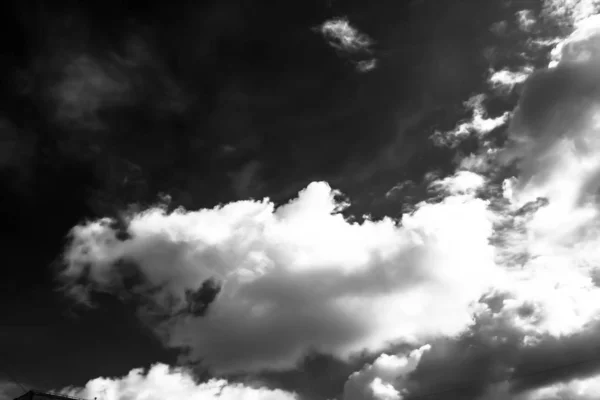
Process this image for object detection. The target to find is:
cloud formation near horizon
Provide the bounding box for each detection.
[60,364,297,400]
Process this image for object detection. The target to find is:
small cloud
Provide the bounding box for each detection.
[488,67,533,95]
[490,20,509,36]
[356,59,378,73]
[316,17,378,72]
[318,18,373,53]
[431,94,509,148]
[516,10,538,32]
[343,345,431,400]
[429,171,486,196]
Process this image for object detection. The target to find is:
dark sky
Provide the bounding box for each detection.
[5,1,600,400]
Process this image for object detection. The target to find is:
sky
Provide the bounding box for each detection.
[5,0,600,399]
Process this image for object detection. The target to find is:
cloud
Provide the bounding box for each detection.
[523,373,600,400]
[428,170,485,196]
[316,17,378,72]
[482,372,600,400]
[343,345,430,400]
[60,363,297,400]
[500,16,600,213]
[59,178,501,375]
[488,67,532,95]
[462,8,600,397]
[356,59,378,73]
[318,18,373,53]
[515,10,537,33]
[393,8,600,398]
[430,94,510,148]
[541,0,600,27]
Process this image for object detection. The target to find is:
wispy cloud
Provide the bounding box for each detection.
[431,94,510,148]
[516,10,537,33]
[316,17,378,73]
[318,18,373,53]
[488,67,533,95]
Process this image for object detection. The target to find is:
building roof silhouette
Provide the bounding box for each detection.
[14,390,89,400]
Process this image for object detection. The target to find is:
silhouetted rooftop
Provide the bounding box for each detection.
[14,390,88,400]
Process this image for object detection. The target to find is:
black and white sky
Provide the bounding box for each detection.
[4,0,600,399]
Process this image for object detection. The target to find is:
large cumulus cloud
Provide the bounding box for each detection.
[59,177,499,375]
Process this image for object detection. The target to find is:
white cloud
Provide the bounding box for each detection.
[343,345,430,400]
[60,363,297,400]
[431,94,509,148]
[516,10,537,33]
[543,6,600,67]
[542,0,600,27]
[428,170,485,195]
[317,18,378,72]
[488,67,533,95]
[458,148,499,174]
[318,18,373,53]
[60,178,501,375]
[487,9,600,342]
